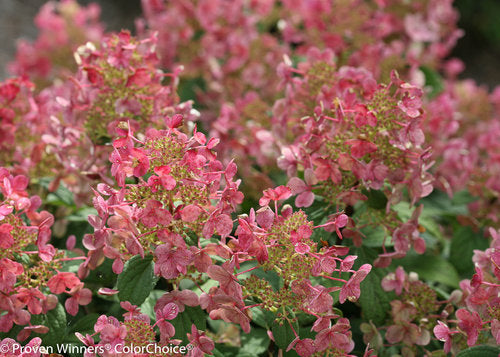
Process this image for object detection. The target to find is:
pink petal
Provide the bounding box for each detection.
[162,302,179,320]
[295,243,311,254]
[181,205,202,222]
[288,177,307,195]
[98,288,119,295]
[215,214,233,237]
[296,191,314,207]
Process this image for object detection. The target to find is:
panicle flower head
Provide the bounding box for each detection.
[72,31,196,143]
[0,167,89,334]
[82,120,243,281]
[274,52,433,262]
[79,304,184,357]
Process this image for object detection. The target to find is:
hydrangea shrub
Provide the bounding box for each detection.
[0,0,499,356]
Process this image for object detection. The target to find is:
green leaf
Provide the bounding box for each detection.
[418,190,471,217]
[362,189,388,210]
[41,180,74,206]
[360,225,391,248]
[85,258,117,287]
[250,306,275,329]
[185,230,199,246]
[456,345,500,357]
[60,250,83,274]
[213,344,240,357]
[178,77,206,102]
[31,303,67,347]
[303,196,333,224]
[296,310,317,326]
[250,268,283,292]
[66,207,98,222]
[140,290,165,321]
[420,66,444,98]
[451,190,477,206]
[212,347,228,357]
[66,313,99,341]
[238,327,270,356]
[117,255,158,305]
[393,252,460,288]
[355,247,393,325]
[171,306,207,343]
[450,226,489,277]
[271,316,299,350]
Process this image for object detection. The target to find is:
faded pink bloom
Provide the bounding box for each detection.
[259,186,292,206]
[381,266,406,295]
[456,309,482,346]
[156,290,199,313]
[287,336,315,357]
[339,264,372,303]
[187,324,215,357]
[65,283,92,316]
[386,322,430,346]
[314,318,354,352]
[288,169,318,207]
[434,320,455,353]
[140,200,172,228]
[47,272,81,294]
[491,319,500,344]
[15,288,45,315]
[154,242,194,280]
[345,139,378,159]
[0,224,13,249]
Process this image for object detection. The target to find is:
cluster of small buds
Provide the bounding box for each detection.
[432,227,500,353]
[80,117,243,276]
[0,167,89,340]
[277,52,432,204]
[85,137,372,356]
[8,0,104,87]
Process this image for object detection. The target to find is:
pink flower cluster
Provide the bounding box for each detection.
[80,118,241,275]
[75,302,213,357]
[275,53,432,264]
[0,0,499,356]
[425,80,500,227]
[9,0,104,85]
[78,115,372,354]
[432,228,500,353]
[0,167,88,341]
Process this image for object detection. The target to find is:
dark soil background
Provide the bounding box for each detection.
[0,0,499,89]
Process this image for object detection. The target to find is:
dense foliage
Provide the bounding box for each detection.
[0,0,499,356]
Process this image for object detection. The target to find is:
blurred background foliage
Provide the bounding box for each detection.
[0,0,499,89]
[452,0,500,89]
